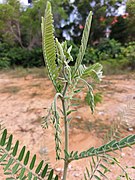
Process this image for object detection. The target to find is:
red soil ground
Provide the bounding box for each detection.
[0,71,135,179]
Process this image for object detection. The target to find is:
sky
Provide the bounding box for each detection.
[20,0,28,5]
[0,0,28,5]
[0,0,28,4]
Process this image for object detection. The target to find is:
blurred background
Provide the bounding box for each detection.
[0,0,135,73]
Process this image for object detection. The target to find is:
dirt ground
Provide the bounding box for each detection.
[0,71,135,180]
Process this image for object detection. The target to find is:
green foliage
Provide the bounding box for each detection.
[0,43,11,68]
[85,92,102,107]
[0,0,67,49]
[97,38,122,59]
[0,0,128,53]
[73,11,92,76]
[65,134,135,161]
[0,129,58,180]
[0,43,44,68]
[0,57,10,69]
[121,42,135,70]
[67,41,79,62]
[41,4,103,179]
[101,59,130,75]
[0,39,134,71]
[126,0,135,42]
[65,42,99,65]
[8,47,42,67]
[41,1,59,92]
[110,16,128,45]
[83,47,99,64]
[68,39,134,72]
[42,92,63,160]
[62,0,124,43]
[84,155,133,180]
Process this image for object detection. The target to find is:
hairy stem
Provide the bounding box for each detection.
[62,82,69,180]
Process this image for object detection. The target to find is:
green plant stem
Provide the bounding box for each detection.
[62,82,69,180]
[63,161,69,180]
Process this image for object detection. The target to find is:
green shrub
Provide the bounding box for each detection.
[0,43,11,69]
[98,51,110,61]
[101,59,130,75]
[121,42,135,69]
[97,38,122,59]
[6,47,44,68]
[0,57,10,69]
[68,39,134,74]
[83,47,99,64]
[67,42,99,65]
[0,43,44,68]
[0,42,10,54]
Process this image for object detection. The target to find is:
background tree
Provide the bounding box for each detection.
[0,0,22,46]
[125,0,135,42]
[0,0,135,68]
[0,0,129,48]
[110,15,128,44]
[0,0,67,49]
[60,0,124,44]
